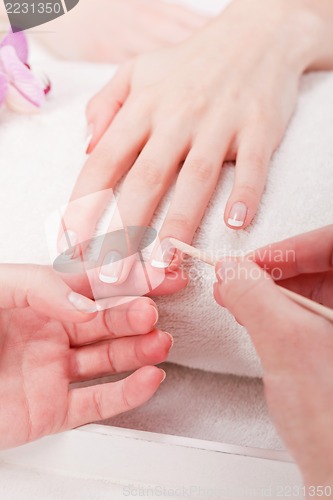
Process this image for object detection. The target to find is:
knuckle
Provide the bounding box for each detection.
[236,182,259,200]
[105,344,116,374]
[131,161,163,190]
[244,150,267,171]
[251,102,269,124]
[104,310,118,338]
[190,92,208,115]
[188,157,216,183]
[166,212,193,234]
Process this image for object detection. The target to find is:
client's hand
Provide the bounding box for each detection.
[0,264,173,450]
[36,0,208,63]
[64,0,333,277]
[214,225,333,489]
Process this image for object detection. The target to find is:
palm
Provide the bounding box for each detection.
[0,300,171,450]
[0,307,77,448]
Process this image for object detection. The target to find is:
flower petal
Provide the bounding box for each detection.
[0,45,44,107]
[0,72,8,106]
[0,31,29,64]
[6,84,40,114]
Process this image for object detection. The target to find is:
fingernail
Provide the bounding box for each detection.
[227,202,247,228]
[216,259,238,283]
[151,239,176,269]
[58,230,78,259]
[68,291,98,313]
[160,369,167,383]
[164,331,174,350]
[85,123,94,154]
[151,305,159,326]
[99,251,123,284]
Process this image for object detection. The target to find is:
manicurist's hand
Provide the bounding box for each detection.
[0,264,175,450]
[214,225,333,488]
[63,0,333,277]
[34,0,208,63]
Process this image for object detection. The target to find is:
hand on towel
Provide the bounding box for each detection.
[0,264,173,449]
[214,225,333,488]
[32,0,208,63]
[66,0,333,279]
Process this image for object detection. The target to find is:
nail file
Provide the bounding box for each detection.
[169,238,333,323]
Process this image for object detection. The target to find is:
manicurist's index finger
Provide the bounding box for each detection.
[214,258,331,374]
[252,225,333,280]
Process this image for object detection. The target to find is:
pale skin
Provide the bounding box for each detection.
[0,263,187,450]
[62,0,333,282]
[214,225,333,489]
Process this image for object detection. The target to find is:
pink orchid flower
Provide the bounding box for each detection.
[0,31,50,114]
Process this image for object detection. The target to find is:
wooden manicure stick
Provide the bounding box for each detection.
[169,238,333,323]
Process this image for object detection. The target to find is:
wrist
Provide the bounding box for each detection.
[206,0,333,76]
[282,0,333,73]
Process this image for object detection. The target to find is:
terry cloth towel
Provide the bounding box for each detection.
[0,4,332,382]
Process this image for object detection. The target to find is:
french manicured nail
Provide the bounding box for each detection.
[99,251,123,284]
[227,202,247,228]
[160,369,167,383]
[68,292,98,313]
[216,259,238,283]
[59,230,78,259]
[151,239,176,269]
[85,123,94,154]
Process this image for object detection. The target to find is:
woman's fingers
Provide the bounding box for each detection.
[70,329,173,382]
[0,264,97,323]
[225,129,272,229]
[152,138,228,268]
[252,225,333,279]
[116,130,187,225]
[86,63,133,154]
[66,365,165,428]
[65,296,159,347]
[98,130,188,284]
[278,272,333,309]
[60,100,149,253]
[146,267,188,296]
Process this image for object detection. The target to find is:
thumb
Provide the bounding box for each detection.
[0,264,98,323]
[214,258,318,372]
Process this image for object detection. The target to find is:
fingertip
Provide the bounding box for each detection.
[215,261,223,281]
[140,330,174,364]
[127,298,159,334]
[225,201,249,230]
[213,281,223,307]
[130,365,165,396]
